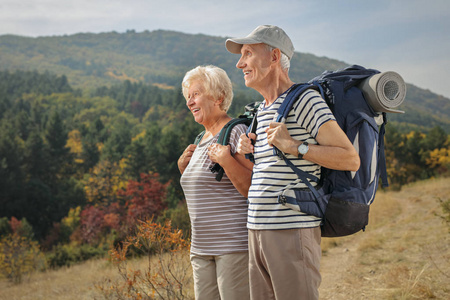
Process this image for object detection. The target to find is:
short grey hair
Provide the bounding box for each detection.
[181,65,233,112]
[266,45,290,71]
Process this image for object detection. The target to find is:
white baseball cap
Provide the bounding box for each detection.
[226,25,295,59]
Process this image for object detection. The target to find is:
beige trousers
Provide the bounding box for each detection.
[190,252,250,300]
[248,227,322,300]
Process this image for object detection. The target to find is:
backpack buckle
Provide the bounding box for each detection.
[274,147,284,159]
[278,195,287,205]
[210,163,221,173]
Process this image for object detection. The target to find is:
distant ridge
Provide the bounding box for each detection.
[1,29,449,132]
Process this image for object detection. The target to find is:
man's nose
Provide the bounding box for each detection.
[236,57,245,69]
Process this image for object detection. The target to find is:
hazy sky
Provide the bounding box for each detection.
[1,0,449,98]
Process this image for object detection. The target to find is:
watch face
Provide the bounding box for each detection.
[299,143,308,154]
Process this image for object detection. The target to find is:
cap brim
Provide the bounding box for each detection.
[225,37,260,54]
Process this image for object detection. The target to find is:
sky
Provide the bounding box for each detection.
[0,0,449,98]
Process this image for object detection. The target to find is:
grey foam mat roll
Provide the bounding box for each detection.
[359,71,406,113]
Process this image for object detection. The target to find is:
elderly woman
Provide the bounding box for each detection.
[178,65,252,300]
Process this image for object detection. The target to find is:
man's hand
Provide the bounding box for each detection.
[237,133,256,156]
[265,122,299,155]
[178,144,197,174]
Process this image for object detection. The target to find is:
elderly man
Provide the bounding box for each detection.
[225,25,360,300]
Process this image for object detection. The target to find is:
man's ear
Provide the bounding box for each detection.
[271,48,282,63]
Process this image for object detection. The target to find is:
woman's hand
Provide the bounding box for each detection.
[207,143,231,165]
[178,144,197,174]
[208,142,253,198]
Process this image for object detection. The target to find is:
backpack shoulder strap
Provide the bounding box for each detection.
[212,117,252,181]
[272,83,319,158]
[217,117,252,145]
[194,131,206,145]
[275,84,319,123]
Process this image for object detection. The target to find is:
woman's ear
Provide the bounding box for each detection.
[215,97,224,106]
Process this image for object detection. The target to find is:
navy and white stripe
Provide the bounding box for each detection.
[248,88,335,230]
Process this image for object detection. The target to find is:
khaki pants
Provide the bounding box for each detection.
[190,252,250,300]
[248,227,322,300]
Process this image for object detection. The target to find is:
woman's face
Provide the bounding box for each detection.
[186,81,217,126]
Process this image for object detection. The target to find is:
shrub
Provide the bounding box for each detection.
[157,203,191,239]
[0,217,12,237]
[97,219,192,299]
[47,243,108,268]
[9,217,35,240]
[0,233,46,284]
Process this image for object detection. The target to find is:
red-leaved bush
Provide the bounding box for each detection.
[78,173,169,246]
[118,173,168,226]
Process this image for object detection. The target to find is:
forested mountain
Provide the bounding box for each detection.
[1,29,449,132]
[0,30,449,274]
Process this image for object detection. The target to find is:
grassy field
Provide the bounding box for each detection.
[1,177,449,299]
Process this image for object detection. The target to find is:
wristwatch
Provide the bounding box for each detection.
[297,142,309,159]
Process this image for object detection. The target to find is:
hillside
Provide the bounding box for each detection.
[0,30,347,91]
[1,177,448,299]
[1,30,449,132]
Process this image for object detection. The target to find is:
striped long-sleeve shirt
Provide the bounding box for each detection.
[180,124,248,256]
[248,87,335,230]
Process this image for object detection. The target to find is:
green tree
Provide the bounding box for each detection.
[24,129,48,180]
[15,111,31,141]
[101,125,132,162]
[0,122,26,220]
[81,134,100,172]
[45,110,71,178]
[124,133,148,180]
[422,126,447,151]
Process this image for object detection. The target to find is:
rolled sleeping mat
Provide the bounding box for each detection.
[359,71,406,113]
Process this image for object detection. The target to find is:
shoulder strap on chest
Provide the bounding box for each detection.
[272,84,320,158]
[275,84,320,123]
[194,131,205,145]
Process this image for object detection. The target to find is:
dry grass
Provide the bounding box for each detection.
[0,258,115,299]
[0,252,194,300]
[1,177,449,299]
[320,177,450,300]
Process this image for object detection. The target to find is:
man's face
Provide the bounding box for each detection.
[236,43,273,90]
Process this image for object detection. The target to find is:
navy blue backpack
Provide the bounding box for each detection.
[254,65,391,237]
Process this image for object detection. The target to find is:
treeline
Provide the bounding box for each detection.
[385,125,449,188]
[0,70,449,276]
